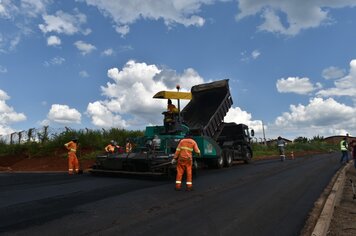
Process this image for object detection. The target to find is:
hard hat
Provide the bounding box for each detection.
[72,137,78,141]
[110,140,115,144]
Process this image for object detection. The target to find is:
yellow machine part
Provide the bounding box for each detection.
[153,91,192,100]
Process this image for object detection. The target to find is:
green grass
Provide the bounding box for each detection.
[252,141,338,158]
[0,128,144,159]
[0,128,339,160]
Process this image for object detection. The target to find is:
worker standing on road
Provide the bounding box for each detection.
[340,136,349,164]
[277,136,286,162]
[171,133,200,191]
[64,137,79,175]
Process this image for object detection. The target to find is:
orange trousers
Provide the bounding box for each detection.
[175,158,193,189]
[68,152,79,174]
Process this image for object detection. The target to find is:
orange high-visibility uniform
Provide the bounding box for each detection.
[173,138,200,190]
[105,144,115,153]
[126,142,133,153]
[64,141,79,174]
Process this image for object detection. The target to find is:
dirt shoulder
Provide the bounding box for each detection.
[327,165,356,236]
[0,154,95,172]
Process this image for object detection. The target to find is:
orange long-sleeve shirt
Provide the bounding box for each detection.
[174,138,200,160]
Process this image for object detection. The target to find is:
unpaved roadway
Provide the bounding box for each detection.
[0,153,341,236]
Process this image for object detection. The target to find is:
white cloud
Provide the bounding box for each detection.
[322,66,345,80]
[0,0,19,19]
[79,70,89,78]
[86,101,127,128]
[47,35,61,46]
[276,77,322,95]
[317,59,356,97]
[82,0,208,35]
[102,48,114,56]
[0,89,27,135]
[225,107,263,133]
[236,0,356,36]
[21,0,50,17]
[46,104,81,124]
[86,60,204,129]
[0,65,7,73]
[44,56,65,66]
[74,40,96,55]
[241,49,261,62]
[251,49,261,59]
[271,97,356,139]
[39,10,91,35]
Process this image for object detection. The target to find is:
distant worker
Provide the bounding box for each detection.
[125,139,133,153]
[277,136,286,162]
[171,133,200,191]
[105,140,120,154]
[340,136,349,164]
[64,137,79,175]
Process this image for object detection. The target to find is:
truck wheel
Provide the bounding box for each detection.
[216,155,224,169]
[224,150,233,167]
[244,149,252,164]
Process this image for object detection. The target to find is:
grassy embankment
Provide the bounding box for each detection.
[0,128,144,159]
[0,128,338,160]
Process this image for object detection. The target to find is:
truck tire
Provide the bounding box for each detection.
[215,155,224,169]
[244,149,252,164]
[223,150,233,167]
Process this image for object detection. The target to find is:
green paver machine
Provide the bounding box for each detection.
[89,79,254,176]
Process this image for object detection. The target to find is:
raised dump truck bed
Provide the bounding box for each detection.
[181,80,233,139]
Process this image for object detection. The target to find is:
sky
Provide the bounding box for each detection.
[1,0,356,141]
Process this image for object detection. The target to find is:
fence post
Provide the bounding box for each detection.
[27,128,34,142]
[18,131,23,144]
[41,126,49,144]
[10,132,16,145]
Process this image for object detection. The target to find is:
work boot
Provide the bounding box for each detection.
[186,187,193,192]
[175,187,182,191]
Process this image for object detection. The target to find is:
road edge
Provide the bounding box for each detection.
[311,162,351,236]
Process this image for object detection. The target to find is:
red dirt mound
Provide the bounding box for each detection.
[0,154,95,172]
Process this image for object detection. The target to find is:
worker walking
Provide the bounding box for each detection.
[277,136,286,162]
[64,137,79,175]
[340,136,349,164]
[171,133,200,191]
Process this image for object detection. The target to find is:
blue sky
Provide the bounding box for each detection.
[1,0,356,140]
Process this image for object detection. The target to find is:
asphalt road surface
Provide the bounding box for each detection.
[0,153,341,236]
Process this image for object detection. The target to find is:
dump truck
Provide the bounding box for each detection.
[90,79,254,176]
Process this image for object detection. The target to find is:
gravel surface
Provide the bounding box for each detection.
[328,163,356,236]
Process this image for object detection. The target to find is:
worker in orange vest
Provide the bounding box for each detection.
[171,133,200,191]
[64,137,79,175]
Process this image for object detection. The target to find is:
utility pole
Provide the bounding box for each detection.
[262,120,267,146]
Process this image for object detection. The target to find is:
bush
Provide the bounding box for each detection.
[0,128,144,159]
